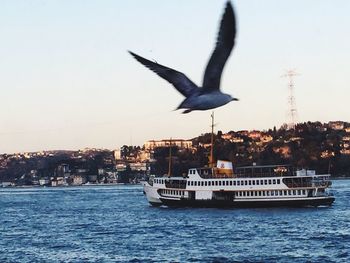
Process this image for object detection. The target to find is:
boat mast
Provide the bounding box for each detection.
[209,112,215,168]
[167,138,172,177]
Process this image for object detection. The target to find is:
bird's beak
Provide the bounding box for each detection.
[232,98,239,101]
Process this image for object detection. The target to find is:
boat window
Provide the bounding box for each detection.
[275,190,278,196]
[268,180,272,184]
[277,179,280,184]
[237,181,240,186]
[302,190,306,195]
[201,181,203,186]
[267,191,270,196]
[252,180,255,185]
[245,181,248,186]
[243,192,246,197]
[205,181,207,186]
[288,190,291,195]
[279,190,282,195]
[248,180,251,185]
[297,190,301,195]
[284,190,287,195]
[271,191,275,196]
[216,181,218,186]
[259,191,262,196]
[255,191,258,196]
[273,179,276,184]
[194,181,197,186]
[219,181,222,186]
[233,181,236,186]
[293,190,296,195]
[230,181,233,186]
[264,180,267,185]
[256,180,259,185]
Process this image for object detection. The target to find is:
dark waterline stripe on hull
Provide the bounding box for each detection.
[158,197,335,208]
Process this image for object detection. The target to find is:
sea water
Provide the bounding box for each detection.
[0,180,349,262]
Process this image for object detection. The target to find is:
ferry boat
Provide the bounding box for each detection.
[142,113,335,208]
[142,162,335,208]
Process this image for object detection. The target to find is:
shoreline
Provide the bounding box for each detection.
[0,182,141,189]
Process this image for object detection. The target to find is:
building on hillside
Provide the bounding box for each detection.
[144,139,192,150]
[199,143,212,149]
[321,151,335,159]
[116,163,127,172]
[328,121,344,130]
[51,177,64,187]
[221,133,232,140]
[273,146,291,158]
[39,178,50,186]
[72,175,84,185]
[137,150,151,162]
[340,149,350,155]
[343,136,350,142]
[114,149,121,160]
[261,135,273,143]
[230,137,244,143]
[248,131,262,140]
[129,162,148,172]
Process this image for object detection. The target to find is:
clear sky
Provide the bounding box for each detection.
[1,0,349,153]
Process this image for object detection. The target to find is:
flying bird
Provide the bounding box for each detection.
[129,1,238,113]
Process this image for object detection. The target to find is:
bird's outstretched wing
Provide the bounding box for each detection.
[202,1,236,91]
[129,51,199,98]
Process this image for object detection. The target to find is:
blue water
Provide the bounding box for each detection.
[0,181,349,263]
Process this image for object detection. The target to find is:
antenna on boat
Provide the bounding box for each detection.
[167,138,172,177]
[209,112,215,168]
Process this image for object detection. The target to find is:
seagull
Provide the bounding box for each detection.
[129,1,238,114]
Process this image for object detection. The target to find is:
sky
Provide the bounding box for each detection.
[0,0,349,153]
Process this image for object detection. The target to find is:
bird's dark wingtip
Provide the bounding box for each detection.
[128,50,137,57]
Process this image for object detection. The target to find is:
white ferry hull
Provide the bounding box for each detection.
[141,181,162,206]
